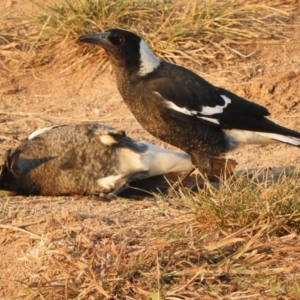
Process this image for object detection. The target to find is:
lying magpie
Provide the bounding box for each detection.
[79,29,300,173]
[0,123,193,198]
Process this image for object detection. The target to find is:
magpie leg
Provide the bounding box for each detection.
[184,156,238,191]
[168,165,196,192]
[187,153,213,190]
[168,153,212,196]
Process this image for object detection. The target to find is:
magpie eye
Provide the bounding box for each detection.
[119,37,125,44]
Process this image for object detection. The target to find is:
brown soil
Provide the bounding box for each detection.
[0,1,300,299]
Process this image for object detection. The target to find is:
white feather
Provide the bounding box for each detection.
[161,97,220,124]
[99,134,118,145]
[198,116,220,125]
[117,148,149,176]
[139,142,192,178]
[97,175,123,190]
[138,40,160,76]
[163,98,198,115]
[224,129,300,146]
[160,93,231,118]
[28,126,58,140]
[116,142,192,181]
[257,132,300,146]
[201,95,231,115]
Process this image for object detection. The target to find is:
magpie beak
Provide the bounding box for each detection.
[79,32,112,50]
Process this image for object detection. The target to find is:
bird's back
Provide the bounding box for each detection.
[2,124,120,195]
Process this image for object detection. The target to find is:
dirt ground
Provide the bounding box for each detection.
[0,1,300,299]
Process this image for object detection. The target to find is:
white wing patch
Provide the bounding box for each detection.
[199,116,220,125]
[160,96,220,125]
[157,91,231,120]
[163,97,198,115]
[138,40,160,77]
[201,95,231,115]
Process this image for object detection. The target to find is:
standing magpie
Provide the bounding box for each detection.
[79,29,300,173]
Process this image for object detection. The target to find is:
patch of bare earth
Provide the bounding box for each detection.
[0,1,300,299]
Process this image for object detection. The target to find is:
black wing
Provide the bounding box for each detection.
[146,70,270,131]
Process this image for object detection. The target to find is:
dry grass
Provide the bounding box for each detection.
[2,171,300,299]
[0,0,298,82]
[1,1,300,299]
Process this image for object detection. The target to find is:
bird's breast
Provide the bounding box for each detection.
[116,79,231,155]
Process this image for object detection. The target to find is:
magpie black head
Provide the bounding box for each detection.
[79,28,160,76]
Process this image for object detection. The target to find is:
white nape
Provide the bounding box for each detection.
[138,40,160,77]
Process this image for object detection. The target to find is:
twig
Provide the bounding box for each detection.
[0,223,41,239]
